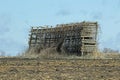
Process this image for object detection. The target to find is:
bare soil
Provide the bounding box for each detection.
[0,58,120,80]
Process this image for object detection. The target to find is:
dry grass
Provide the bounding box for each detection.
[103,53,120,59]
[37,48,67,59]
[80,52,104,59]
[81,52,120,59]
[22,47,68,59]
[21,47,120,59]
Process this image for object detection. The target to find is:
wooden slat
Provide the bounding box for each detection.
[29,21,98,55]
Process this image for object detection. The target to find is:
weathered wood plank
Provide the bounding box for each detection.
[29,21,98,55]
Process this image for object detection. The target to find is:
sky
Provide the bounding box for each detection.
[0,0,120,56]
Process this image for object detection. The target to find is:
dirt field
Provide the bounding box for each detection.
[0,58,120,80]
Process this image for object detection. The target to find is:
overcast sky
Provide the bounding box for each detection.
[0,0,120,56]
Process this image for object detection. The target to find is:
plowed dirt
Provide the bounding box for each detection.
[0,58,120,80]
